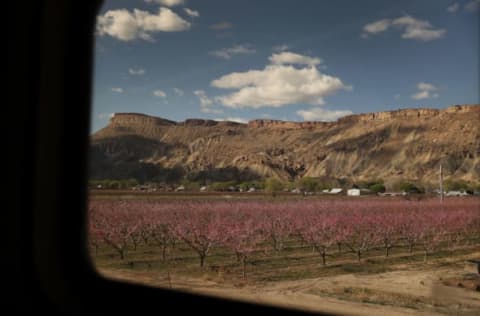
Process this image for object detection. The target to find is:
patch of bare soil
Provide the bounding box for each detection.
[97,252,480,316]
[442,274,480,292]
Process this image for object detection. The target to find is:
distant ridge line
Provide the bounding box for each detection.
[108,104,480,129]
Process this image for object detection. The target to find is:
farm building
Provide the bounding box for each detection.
[347,188,360,196]
[329,188,343,194]
[378,192,406,197]
[322,188,342,194]
[446,190,469,196]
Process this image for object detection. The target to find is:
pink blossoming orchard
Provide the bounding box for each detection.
[88,198,480,281]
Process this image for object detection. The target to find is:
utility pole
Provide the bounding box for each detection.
[439,163,444,202]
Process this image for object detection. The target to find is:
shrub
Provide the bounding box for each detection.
[399,182,423,193]
[265,177,284,196]
[369,183,386,193]
[297,177,320,192]
[180,179,201,191]
[210,181,237,192]
[444,179,470,192]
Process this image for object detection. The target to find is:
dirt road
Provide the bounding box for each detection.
[98,252,480,316]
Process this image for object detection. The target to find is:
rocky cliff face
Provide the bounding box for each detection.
[247,119,332,129]
[90,105,480,186]
[110,112,177,127]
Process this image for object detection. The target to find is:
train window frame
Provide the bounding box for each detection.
[9,0,331,314]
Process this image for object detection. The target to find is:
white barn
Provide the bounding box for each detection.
[446,190,468,196]
[329,188,343,194]
[347,188,360,196]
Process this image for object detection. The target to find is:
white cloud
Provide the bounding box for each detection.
[447,3,460,13]
[210,45,256,59]
[194,90,212,106]
[184,8,199,17]
[411,90,430,100]
[210,21,233,30]
[273,44,289,52]
[173,88,184,96]
[97,10,138,41]
[202,108,223,114]
[464,0,480,12]
[392,16,446,41]
[362,15,445,41]
[153,90,167,97]
[411,82,438,100]
[296,108,353,121]
[98,113,115,119]
[135,8,190,32]
[97,7,190,41]
[269,51,321,66]
[194,90,223,114]
[211,52,350,109]
[417,82,436,91]
[145,0,184,7]
[214,117,248,124]
[128,67,145,75]
[111,87,124,93]
[394,94,401,99]
[363,19,391,34]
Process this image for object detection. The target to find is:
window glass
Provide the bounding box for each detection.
[89,1,480,314]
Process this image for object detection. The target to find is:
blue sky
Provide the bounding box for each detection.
[91,0,479,132]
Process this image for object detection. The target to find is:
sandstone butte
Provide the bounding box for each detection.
[90,104,480,186]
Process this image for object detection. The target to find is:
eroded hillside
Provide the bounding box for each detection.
[90,105,480,186]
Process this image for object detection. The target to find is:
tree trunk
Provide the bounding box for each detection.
[162,245,166,261]
[385,246,390,257]
[242,257,247,279]
[167,270,172,289]
[119,249,125,260]
[272,237,278,252]
[337,243,342,253]
[357,250,361,262]
[424,250,427,262]
[321,251,326,266]
[200,254,205,268]
[409,243,414,254]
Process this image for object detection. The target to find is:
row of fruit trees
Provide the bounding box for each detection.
[89,198,480,278]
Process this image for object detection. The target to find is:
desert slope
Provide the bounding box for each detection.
[90,104,480,186]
